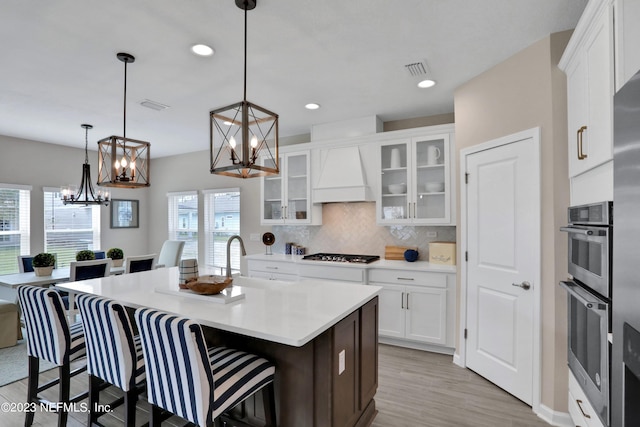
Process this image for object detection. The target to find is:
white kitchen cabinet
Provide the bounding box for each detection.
[568,371,606,427]
[560,0,614,178]
[246,258,298,281]
[369,268,454,349]
[260,150,321,225]
[377,133,453,225]
[614,0,640,91]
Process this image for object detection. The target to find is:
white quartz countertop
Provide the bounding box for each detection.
[245,253,456,273]
[56,267,381,347]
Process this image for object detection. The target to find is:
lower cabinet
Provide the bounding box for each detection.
[247,259,297,281]
[369,268,454,350]
[568,371,605,427]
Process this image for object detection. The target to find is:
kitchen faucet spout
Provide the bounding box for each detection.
[226,235,246,278]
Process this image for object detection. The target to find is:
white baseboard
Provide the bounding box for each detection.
[536,403,572,427]
[453,352,464,367]
[378,337,454,355]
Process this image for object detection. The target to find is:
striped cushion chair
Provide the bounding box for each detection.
[76,294,146,427]
[17,285,87,427]
[135,308,277,427]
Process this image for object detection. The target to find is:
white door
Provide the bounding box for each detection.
[465,134,539,405]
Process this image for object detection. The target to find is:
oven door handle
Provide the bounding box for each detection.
[559,226,593,236]
[559,281,608,311]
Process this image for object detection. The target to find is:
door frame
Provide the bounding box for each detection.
[458,127,541,413]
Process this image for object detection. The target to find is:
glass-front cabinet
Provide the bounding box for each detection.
[261,150,318,225]
[377,134,452,225]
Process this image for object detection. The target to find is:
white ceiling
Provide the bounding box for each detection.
[0,0,587,158]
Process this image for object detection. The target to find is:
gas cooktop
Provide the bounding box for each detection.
[302,253,380,264]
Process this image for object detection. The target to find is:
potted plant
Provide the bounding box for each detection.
[76,250,96,262]
[107,247,124,267]
[32,252,55,277]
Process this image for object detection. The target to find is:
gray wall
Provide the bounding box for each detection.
[0,135,149,258]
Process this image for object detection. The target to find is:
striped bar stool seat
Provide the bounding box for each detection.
[76,294,146,427]
[135,308,277,427]
[17,285,88,427]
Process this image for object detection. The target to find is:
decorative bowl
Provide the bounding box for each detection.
[425,182,444,193]
[185,275,232,295]
[388,183,407,194]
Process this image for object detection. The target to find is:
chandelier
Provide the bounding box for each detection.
[210,0,279,178]
[97,53,151,188]
[62,124,110,206]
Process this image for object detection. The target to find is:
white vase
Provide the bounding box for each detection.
[34,266,54,277]
[112,259,124,267]
[390,148,401,168]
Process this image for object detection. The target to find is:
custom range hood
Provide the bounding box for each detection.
[313,145,374,203]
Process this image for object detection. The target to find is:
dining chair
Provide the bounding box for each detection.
[18,254,58,273]
[17,285,87,427]
[135,307,277,427]
[156,240,185,268]
[76,294,146,427]
[69,258,112,281]
[124,253,157,274]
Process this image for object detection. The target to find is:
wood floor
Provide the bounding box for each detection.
[0,344,551,427]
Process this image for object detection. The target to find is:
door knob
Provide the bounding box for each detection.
[512,281,531,290]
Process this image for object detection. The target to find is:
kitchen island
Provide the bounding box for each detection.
[56,267,381,427]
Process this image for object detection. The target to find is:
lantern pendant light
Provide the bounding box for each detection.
[97,52,151,188]
[210,0,279,178]
[62,124,110,206]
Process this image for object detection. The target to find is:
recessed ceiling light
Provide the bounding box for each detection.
[305,103,320,110]
[417,79,436,88]
[191,44,214,57]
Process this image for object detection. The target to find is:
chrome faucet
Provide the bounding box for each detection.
[226,235,246,278]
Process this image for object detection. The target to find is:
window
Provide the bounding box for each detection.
[204,188,240,274]
[0,184,31,274]
[43,188,100,267]
[168,191,198,260]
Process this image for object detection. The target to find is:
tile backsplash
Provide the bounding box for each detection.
[271,202,455,260]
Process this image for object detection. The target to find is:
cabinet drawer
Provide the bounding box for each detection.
[298,264,364,283]
[247,260,298,275]
[368,269,447,288]
[568,372,605,427]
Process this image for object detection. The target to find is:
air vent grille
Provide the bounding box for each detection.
[404,62,427,76]
[140,99,170,111]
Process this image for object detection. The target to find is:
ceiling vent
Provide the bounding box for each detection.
[140,99,170,111]
[404,61,428,77]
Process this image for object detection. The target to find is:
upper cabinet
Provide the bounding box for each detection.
[377,132,454,225]
[559,0,614,178]
[261,150,321,225]
[614,0,640,91]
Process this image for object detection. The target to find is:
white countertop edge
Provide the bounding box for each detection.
[245,253,457,273]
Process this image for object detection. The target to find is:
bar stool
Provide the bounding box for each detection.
[135,307,277,427]
[76,294,146,427]
[17,285,87,427]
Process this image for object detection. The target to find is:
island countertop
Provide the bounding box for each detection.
[55,266,381,347]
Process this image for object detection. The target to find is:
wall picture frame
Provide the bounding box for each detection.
[110,199,139,229]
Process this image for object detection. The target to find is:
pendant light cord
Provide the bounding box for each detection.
[243,0,248,102]
[123,58,128,149]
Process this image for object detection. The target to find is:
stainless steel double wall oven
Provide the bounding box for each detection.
[560,201,613,426]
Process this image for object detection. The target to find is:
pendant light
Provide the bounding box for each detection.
[97,52,151,188]
[62,124,110,206]
[210,0,279,178]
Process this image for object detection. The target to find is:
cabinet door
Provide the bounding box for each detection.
[377,284,405,338]
[567,6,613,177]
[261,155,284,223]
[404,286,447,345]
[378,141,411,224]
[284,152,311,224]
[412,135,451,224]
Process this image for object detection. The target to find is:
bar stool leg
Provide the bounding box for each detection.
[262,382,277,427]
[24,356,38,427]
[87,374,100,426]
[58,364,70,427]
[150,404,163,427]
[124,389,137,427]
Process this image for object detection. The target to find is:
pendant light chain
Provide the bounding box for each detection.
[123,57,128,150]
[243,0,248,102]
[84,125,89,164]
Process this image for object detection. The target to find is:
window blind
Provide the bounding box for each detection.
[204,188,240,274]
[167,191,198,260]
[43,188,100,267]
[0,184,31,274]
